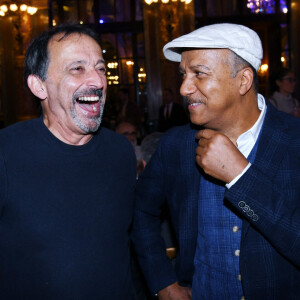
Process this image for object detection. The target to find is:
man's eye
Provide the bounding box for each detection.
[70,66,83,72]
[195,71,205,77]
[179,72,185,79]
[97,67,106,74]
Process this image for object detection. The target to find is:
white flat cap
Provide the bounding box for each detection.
[163,23,263,72]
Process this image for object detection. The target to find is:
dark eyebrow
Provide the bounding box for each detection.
[190,64,211,72]
[179,64,211,73]
[96,59,105,65]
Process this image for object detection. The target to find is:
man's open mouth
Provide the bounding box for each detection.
[76,96,100,113]
[187,100,204,107]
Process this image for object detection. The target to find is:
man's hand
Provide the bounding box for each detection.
[195,129,249,183]
[157,282,192,300]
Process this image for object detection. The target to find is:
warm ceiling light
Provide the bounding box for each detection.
[9,4,18,11]
[20,4,28,11]
[0,4,8,12]
[0,2,38,17]
[27,6,38,15]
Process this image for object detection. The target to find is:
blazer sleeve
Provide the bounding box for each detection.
[131,137,178,294]
[225,138,300,267]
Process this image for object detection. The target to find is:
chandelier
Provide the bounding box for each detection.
[247,0,288,14]
[144,0,192,5]
[0,1,38,17]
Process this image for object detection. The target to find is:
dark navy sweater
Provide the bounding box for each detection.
[0,117,137,299]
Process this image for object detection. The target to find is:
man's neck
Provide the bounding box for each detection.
[43,117,93,146]
[221,97,261,144]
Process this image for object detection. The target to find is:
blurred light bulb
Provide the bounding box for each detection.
[10,4,18,12]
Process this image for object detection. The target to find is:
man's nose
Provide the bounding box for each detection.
[86,69,106,88]
[180,76,196,97]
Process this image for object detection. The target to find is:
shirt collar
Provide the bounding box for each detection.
[236,94,267,154]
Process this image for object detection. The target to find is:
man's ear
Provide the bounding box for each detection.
[239,68,254,96]
[27,75,47,100]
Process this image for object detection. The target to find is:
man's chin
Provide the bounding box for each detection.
[75,117,102,134]
[190,118,203,126]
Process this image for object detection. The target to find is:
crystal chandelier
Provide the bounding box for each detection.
[0,1,38,17]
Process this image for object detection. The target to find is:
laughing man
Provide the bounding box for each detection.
[0,24,136,299]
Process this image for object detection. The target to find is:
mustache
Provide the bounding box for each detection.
[73,88,104,101]
[184,96,204,105]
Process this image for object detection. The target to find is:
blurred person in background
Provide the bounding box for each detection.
[158,88,188,132]
[116,119,143,175]
[117,88,143,129]
[269,68,300,117]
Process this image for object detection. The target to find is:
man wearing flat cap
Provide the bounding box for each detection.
[132,23,300,299]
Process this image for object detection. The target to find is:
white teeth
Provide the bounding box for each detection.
[78,96,99,101]
[92,106,96,112]
[190,103,199,106]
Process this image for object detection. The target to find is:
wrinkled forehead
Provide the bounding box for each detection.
[48,32,101,55]
[47,33,103,66]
